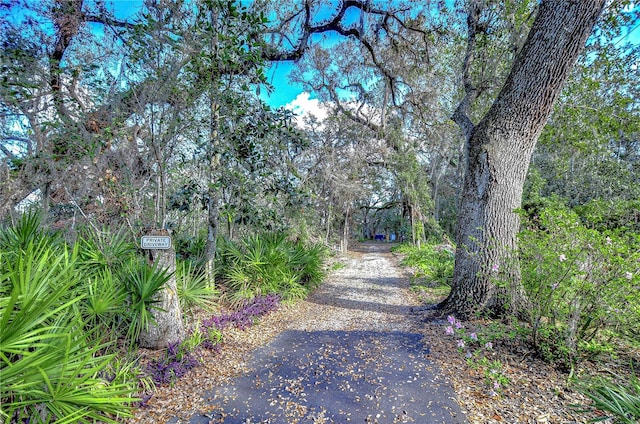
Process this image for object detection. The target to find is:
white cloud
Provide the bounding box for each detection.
[285,92,329,128]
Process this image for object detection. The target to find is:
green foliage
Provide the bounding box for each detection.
[519,197,640,365]
[444,315,510,395]
[577,372,640,423]
[76,227,137,274]
[0,224,137,422]
[331,261,346,271]
[531,324,574,367]
[75,226,179,348]
[179,324,204,357]
[216,232,326,305]
[79,269,127,340]
[174,232,207,263]
[176,260,219,313]
[534,40,640,208]
[289,238,326,288]
[466,355,511,394]
[575,198,640,233]
[73,228,144,342]
[119,259,173,344]
[204,326,224,347]
[0,211,62,257]
[395,242,455,287]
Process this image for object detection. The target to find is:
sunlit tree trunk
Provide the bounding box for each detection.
[441,0,606,319]
[341,203,350,254]
[139,229,184,349]
[204,6,221,282]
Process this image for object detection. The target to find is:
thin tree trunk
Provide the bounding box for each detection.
[204,6,221,282]
[205,98,220,281]
[325,202,332,244]
[362,207,369,240]
[341,203,350,254]
[152,139,166,227]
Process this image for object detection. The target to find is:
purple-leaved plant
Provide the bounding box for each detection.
[145,341,200,384]
[201,294,280,331]
[145,294,281,385]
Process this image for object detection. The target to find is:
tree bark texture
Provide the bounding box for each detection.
[442,0,606,318]
[139,229,185,349]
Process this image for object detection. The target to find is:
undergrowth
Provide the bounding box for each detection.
[1,212,324,421]
[396,217,639,423]
[144,294,281,388]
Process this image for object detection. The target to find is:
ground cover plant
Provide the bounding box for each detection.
[443,315,510,396]
[144,294,280,387]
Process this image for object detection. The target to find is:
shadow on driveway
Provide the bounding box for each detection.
[185,330,465,423]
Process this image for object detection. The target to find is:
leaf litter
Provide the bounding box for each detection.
[130,243,629,424]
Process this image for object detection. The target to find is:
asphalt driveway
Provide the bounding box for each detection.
[185,329,465,423]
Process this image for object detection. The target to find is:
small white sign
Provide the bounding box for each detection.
[141,235,172,250]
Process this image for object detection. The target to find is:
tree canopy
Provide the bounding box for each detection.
[1,0,638,318]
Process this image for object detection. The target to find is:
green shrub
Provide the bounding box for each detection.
[174,232,207,263]
[74,227,144,343]
[76,227,137,274]
[395,242,455,287]
[118,259,173,345]
[576,198,640,233]
[216,232,326,305]
[532,324,574,369]
[176,259,219,313]
[0,233,137,422]
[79,269,127,341]
[0,211,61,253]
[519,197,640,363]
[287,238,326,288]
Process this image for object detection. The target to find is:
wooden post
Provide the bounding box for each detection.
[139,229,184,349]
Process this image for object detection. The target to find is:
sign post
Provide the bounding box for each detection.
[141,235,172,250]
[138,229,184,349]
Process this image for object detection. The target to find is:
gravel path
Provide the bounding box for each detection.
[178,243,465,424]
[292,243,416,333]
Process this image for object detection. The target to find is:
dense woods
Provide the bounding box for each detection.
[1,0,639,422]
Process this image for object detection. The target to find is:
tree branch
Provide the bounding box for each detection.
[0,143,17,160]
[263,1,427,107]
[359,201,400,211]
[451,0,484,143]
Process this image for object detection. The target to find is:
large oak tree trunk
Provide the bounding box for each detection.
[441,0,605,319]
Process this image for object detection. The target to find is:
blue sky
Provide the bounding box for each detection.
[262,62,306,108]
[106,0,640,112]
